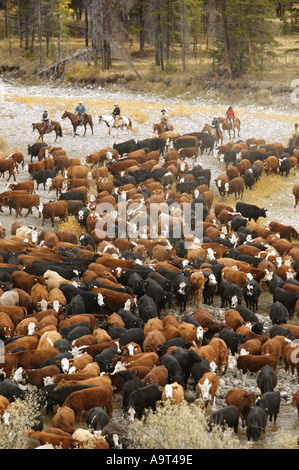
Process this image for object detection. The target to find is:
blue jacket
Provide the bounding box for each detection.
[75,105,86,114]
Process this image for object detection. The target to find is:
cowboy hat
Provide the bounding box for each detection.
[79,100,83,104]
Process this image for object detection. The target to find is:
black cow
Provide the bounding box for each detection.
[245,406,268,441]
[257,365,277,395]
[242,279,261,312]
[78,233,95,249]
[236,202,267,222]
[144,277,169,317]
[207,405,240,434]
[273,287,299,317]
[65,323,91,342]
[219,280,242,308]
[218,329,244,355]
[269,301,288,325]
[147,271,173,292]
[94,347,119,373]
[278,157,292,177]
[174,136,198,151]
[127,383,163,420]
[59,190,86,204]
[243,170,255,190]
[128,272,145,295]
[117,308,143,329]
[32,169,57,190]
[173,274,191,313]
[113,139,136,156]
[28,142,48,162]
[117,370,144,412]
[77,207,90,227]
[86,407,110,433]
[247,150,265,164]
[58,321,90,340]
[200,135,214,155]
[119,328,144,349]
[0,378,27,401]
[138,294,158,323]
[256,391,281,423]
[59,283,105,314]
[158,337,187,357]
[269,324,296,340]
[160,353,185,386]
[223,148,239,167]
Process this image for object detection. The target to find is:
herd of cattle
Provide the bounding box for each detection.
[0,127,298,449]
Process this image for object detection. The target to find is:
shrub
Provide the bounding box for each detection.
[127,400,240,449]
[0,393,41,449]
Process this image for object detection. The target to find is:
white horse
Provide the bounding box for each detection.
[99,115,132,134]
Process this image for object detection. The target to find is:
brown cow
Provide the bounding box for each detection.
[143,330,166,353]
[24,365,61,389]
[225,387,256,427]
[293,183,299,208]
[52,406,76,435]
[0,158,16,181]
[42,201,68,227]
[236,352,278,374]
[143,365,169,386]
[62,385,114,422]
[269,221,299,241]
[264,156,278,176]
[224,177,244,199]
[8,180,34,194]
[11,271,45,294]
[196,371,219,409]
[2,193,40,217]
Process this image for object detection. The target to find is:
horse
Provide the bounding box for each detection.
[289,135,299,146]
[32,121,62,142]
[201,123,223,145]
[98,115,132,135]
[61,111,93,136]
[153,122,174,135]
[217,117,241,139]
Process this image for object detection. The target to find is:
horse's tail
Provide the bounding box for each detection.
[59,126,62,137]
[128,118,132,130]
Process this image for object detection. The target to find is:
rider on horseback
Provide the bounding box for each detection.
[161,108,170,131]
[211,117,220,139]
[75,100,86,126]
[42,109,50,131]
[288,123,299,145]
[225,106,235,130]
[112,103,121,127]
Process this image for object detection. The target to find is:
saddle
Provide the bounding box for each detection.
[114,115,120,127]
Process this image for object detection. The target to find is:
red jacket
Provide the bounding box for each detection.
[226,109,235,119]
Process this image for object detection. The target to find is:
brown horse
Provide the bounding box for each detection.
[153,122,174,135]
[290,135,299,146]
[32,121,62,142]
[218,117,241,139]
[61,111,93,136]
[201,124,223,145]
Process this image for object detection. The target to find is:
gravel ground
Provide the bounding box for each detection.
[0,78,299,448]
